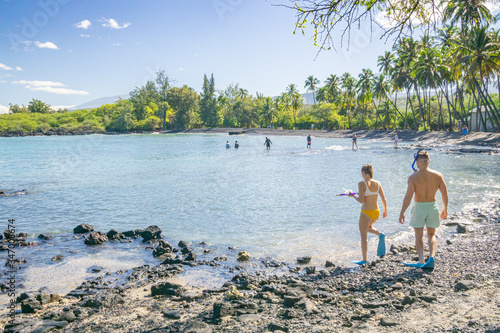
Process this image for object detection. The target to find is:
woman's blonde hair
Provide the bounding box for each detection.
[361,164,373,178]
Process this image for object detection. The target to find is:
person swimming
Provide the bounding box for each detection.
[348,164,388,265]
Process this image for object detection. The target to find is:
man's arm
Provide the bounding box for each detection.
[439,175,448,220]
[399,177,415,224]
[379,184,388,218]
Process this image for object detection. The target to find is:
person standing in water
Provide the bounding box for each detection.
[264,137,272,150]
[352,134,358,150]
[394,133,399,148]
[399,150,448,269]
[234,141,239,149]
[462,124,468,139]
[226,141,231,149]
[348,164,387,265]
[307,134,311,149]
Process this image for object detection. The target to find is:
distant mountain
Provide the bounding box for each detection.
[70,94,130,111]
[301,92,316,105]
[71,91,316,111]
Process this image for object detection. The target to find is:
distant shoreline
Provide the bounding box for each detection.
[2,128,500,148]
[163,128,500,148]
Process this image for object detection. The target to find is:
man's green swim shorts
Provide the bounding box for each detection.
[410,201,440,228]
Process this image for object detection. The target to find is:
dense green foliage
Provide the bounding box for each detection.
[2,1,500,134]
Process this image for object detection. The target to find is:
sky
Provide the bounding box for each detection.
[0,0,396,113]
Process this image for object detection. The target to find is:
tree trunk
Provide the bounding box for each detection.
[407,91,418,130]
[478,78,500,131]
[470,85,487,132]
[414,87,426,130]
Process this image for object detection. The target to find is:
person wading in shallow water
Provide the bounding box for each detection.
[307,134,311,149]
[399,150,448,269]
[264,137,272,150]
[348,164,388,265]
[352,133,358,150]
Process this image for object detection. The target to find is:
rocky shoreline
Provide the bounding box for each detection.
[1,199,499,332]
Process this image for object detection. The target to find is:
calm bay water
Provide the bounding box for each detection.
[1,133,499,292]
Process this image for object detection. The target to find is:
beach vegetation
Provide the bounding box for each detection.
[2,0,500,134]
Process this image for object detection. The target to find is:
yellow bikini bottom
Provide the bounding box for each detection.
[361,209,380,220]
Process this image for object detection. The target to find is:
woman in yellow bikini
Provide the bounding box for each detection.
[349,164,387,265]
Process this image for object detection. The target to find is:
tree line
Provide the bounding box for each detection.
[2,1,500,134]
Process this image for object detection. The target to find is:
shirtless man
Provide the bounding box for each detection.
[399,151,448,268]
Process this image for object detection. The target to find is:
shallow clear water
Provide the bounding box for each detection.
[1,133,499,292]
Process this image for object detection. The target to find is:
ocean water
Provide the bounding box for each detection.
[1,133,499,293]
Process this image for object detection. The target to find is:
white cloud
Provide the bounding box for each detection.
[13,80,89,95]
[35,41,59,50]
[16,66,23,71]
[80,34,91,38]
[485,1,500,12]
[102,18,131,29]
[52,105,76,110]
[0,104,9,114]
[75,19,92,29]
[375,3,444,30]
[176,67,186,72]
[0,63,13,71]
[112,42,121,47]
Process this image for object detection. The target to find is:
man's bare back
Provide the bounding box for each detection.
[409,168,445,203]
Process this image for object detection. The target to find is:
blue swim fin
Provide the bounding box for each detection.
[402,262,424,268]
[377,234,386,256]
[422,257,435,269]
[351,260,367,265]
[402,257,435,269]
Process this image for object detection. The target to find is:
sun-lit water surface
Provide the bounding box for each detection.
[1,133,499,293]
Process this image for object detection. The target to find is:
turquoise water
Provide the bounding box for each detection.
[1,134,500,271]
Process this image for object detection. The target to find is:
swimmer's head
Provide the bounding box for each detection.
[361,164,373,178]
[417,150,430,163]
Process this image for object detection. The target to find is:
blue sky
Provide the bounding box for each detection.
[0,0,394,113]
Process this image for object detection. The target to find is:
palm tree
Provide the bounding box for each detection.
[316,86,328,104]
[372,74,393,129]
[443,0,494,29]
[324,74,341,102]
[275,92,291,128]
[237,88,249,99]
[453,26,500,131]
[356,69,374,129]
[341,73,356,128]
[378,51,395,76]
[304,75,320,104]
[413,44,442,129]
[259,97,277,127]
[286,84,303,127]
